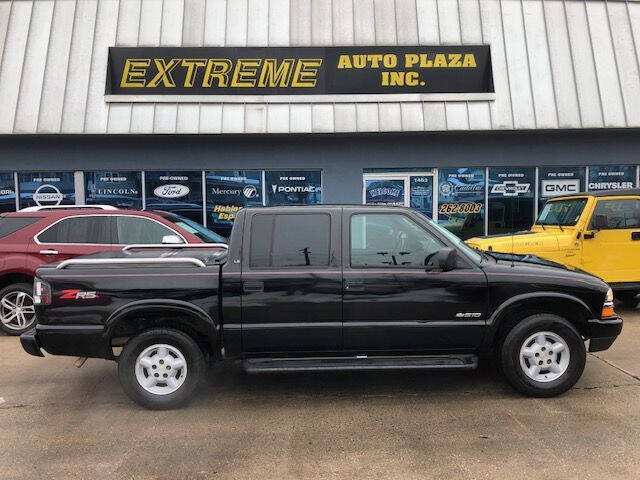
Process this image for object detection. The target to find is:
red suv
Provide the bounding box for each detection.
[0,205,226,335]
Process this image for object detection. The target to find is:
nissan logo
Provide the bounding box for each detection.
[33,184,64,206]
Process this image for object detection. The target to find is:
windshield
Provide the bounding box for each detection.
[417,213,483,263]
[164,213,227,243]
[536,198,587,226]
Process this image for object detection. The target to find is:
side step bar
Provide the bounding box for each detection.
[243,354,478,373]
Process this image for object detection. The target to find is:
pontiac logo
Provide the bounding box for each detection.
[154,184,190,199]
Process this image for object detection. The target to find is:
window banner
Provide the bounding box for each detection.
[488,167,534,198]
[18,172,75,209]
[488,167,535,234]
[0,173,16,213]
[85,171,142,209]
[206,171,263,236]
[588,166,636,191]
[145,171,204,223]
[265,170,322,206]
[409,176,433,217]
[437,168,485,240]
[538,167,585,208]
[365,179,405,206]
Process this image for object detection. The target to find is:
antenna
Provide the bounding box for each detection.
[510,200,515,268]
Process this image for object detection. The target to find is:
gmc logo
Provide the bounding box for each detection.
[59,289,99,300]
[542,179,580,196]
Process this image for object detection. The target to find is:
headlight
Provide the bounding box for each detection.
[601,288,615,318]
[606,288,614,303]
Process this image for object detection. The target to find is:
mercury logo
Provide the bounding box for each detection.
[243,185,258,199]
[33,184,63,206]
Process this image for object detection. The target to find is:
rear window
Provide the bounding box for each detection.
[0,217,42,239]
[38,216,111,244]
[250,213,330,268]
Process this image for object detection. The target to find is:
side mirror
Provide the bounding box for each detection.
[591,214,608,230]
[161,234,184,244]
[426,247,458,272]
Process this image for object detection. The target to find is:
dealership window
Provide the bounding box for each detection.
[265,170,322,206]
[0,173,16,212]
[18,172,75,209]
[588,166,637,191]
[488,167,535,234]
[85,171,142,209]
[538,167,585,210]
[206,171,263,238]
[437,168,485,240]
[145,171,203,224]
[250,214,330,268]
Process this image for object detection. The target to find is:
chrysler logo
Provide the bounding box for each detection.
[154,184,190,199]
[33,184,63,206]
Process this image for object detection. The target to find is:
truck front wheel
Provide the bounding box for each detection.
[501,314,586,397]
[118,328,205,410]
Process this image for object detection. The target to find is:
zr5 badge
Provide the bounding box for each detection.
[59,289,100,300]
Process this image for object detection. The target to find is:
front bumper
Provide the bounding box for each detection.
[587,316,623,352]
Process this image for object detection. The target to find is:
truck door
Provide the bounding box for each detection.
[240,208,342,353]
[582,197,640,284]
[342,208,488,352]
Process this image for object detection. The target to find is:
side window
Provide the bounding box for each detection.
[250,213,330,268]
[38,216,111,244]
[590,199,640,230]
[115,216,181,244]
[351,214,444,268]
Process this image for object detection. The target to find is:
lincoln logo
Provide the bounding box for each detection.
[154,184,190,199]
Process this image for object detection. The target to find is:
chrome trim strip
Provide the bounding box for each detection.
[122,243,228,251]
[56,257,207,270]
[21,204,118,212]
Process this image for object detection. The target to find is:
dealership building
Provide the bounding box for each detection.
[1,0,639,238]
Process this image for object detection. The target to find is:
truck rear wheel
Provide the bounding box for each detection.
[118,328,205,410]
[501,314,586,397]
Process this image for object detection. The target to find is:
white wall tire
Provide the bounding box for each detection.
[118,328,205,410]
[501,314,586,397]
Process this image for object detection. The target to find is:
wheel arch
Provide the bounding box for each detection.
[0,272,34,291]
[105,300,221,360]
[484,293,593,353]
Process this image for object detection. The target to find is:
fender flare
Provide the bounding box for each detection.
[483,292,594,349]
[104,299,219,345]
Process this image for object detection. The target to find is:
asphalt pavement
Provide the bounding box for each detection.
[1,308,639,480]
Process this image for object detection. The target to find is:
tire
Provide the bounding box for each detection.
[0,283,37,336]
[118,328,205,410]
[616,292,639,309]
[501,314,586,398]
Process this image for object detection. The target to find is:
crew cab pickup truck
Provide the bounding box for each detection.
[467,189,640,306]
[21,206,623,409]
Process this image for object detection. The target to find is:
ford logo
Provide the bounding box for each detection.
[154,184,190,199]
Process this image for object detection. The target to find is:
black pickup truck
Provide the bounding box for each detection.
[21,206,622,409]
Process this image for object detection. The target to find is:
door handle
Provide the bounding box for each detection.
[632,232,640,241]
[39,249,59,255]
[345,281,365,292]
[243,281,264,293]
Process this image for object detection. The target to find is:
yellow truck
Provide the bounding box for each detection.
[466,189,640,307]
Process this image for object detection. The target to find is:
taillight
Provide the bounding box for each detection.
[33,279,51,305]
[601,288,615,318]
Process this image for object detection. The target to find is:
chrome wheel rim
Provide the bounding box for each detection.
[135,344,187,395]
[0,291,36,331]
[519,331,570,383]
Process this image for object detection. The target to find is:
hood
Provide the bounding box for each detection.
[466,227,574,254]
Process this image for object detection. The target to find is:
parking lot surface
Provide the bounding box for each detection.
[1,308,639,480]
